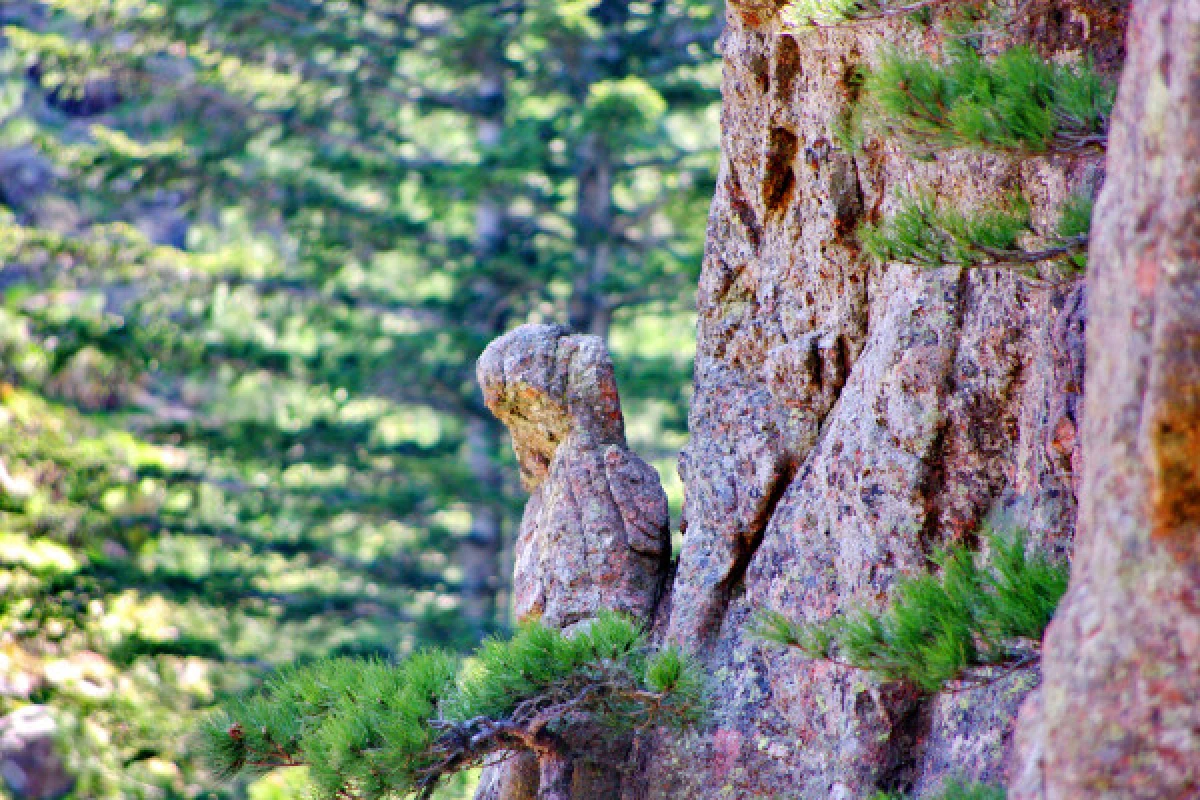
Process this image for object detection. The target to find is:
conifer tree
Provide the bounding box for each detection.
[200,613,705,800]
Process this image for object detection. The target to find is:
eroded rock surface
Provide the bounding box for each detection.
[478,323,670,629]
[1010,1,1200,795]
[629,3,1126,798]
[474,324,670,800]
[468,2,1197,797]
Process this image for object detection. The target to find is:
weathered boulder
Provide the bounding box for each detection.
[478,323,670,629]
[1009,0,1200,795]
[0,706,73,800]
[475,324,670,799]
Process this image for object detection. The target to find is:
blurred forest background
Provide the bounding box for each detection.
[0,2,720,797]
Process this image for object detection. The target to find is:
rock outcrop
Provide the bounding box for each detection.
[474,324,670,800]
[477,323,670,630]
[625,3,1125,796]
[474,1,1200,797]
[1009,1,1200,795]
[0,706,73,800]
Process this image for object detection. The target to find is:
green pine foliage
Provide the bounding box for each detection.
[784,0,949,28]
[873,779,1006,800]
[859,193,1092,271]
[862,46,1114,154]
[200,612,705,800]
[753,529,1068,692]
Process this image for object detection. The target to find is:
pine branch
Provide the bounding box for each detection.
[783,0,955,29]
[860,46,1114,155]
[859,192,1093,275]
[753,528,1068,693]
[874,779,1006,800]
[199,613,706,800]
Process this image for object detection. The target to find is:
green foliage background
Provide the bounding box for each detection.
[0,1,720,797]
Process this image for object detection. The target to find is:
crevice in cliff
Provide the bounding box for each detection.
[774,35,802,100]
[710,460,797,636]
[917,267,973,556]
[725,165,762,252]
[876,696,936,795]
[762,126,799,217]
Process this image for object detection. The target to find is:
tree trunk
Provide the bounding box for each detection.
[1009,1,1200,796]
[460,416,506,631]
[460,67,510,635]
[569,134,614,338]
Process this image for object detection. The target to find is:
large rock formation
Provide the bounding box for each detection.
[474,324,671,800]
[627,2,1124,797]
[1009,0,1200,795]
[474,1,1199,797]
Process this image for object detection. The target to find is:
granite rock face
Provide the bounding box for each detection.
[477,323,670,630]
[1009,1,1200,795]
[471,1,1199,797]
[474,324,670,800]
[632,2,1125,798]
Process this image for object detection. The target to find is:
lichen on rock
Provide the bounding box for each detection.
[478,323,670,630]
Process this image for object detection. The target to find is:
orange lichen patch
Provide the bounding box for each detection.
[1147,370,1200,562]
[1136,255,1158,296]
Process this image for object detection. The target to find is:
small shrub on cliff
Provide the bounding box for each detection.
[860,193,1092,271]
[199,612,705,800]
[861,46,1114,154]
[753,529,1067,692]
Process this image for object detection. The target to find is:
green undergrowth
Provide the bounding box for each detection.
[861,193,1092,272]
[200,612,705,800]
[754,529,1068,692]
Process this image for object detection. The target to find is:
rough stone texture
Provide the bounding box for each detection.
[0,706,73,800]
[1009,0,1200,796]
[629,2,1126,798]
[469,2,1199,797]
[475,324,670,800]
[477,323,670,630]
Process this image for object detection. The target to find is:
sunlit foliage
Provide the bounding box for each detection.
[0,1,719,796]
[861,45,1114,154]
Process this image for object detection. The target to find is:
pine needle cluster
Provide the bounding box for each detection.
[198,612,704,800]
[783,0,947,28]
[753,529,1068,692]
[861,46,1113,154]
[874,779,1006,800]
[842,44,1108,277]
[860,193,1092,271]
